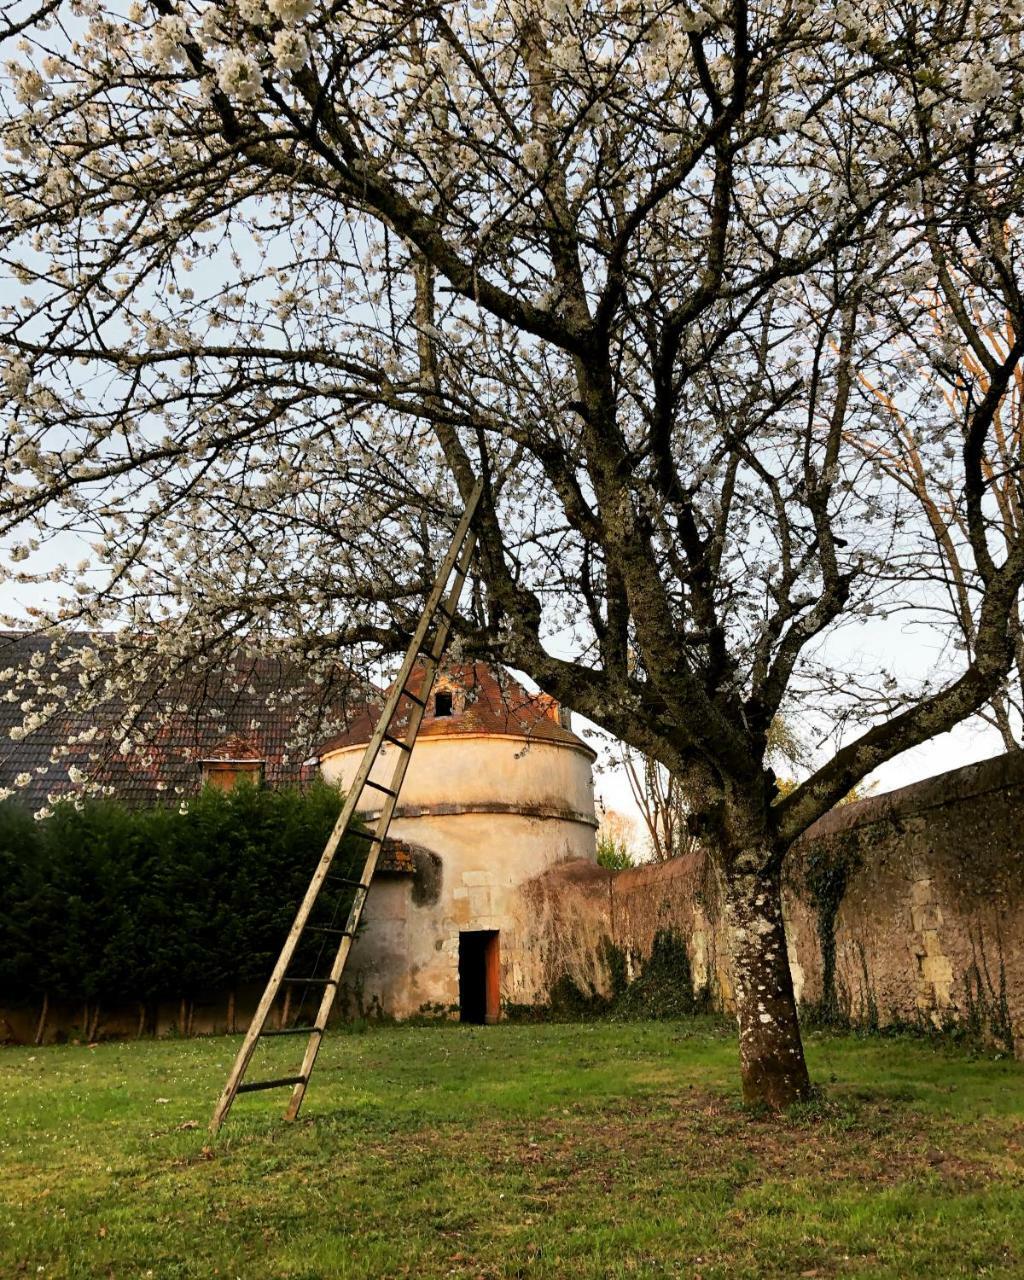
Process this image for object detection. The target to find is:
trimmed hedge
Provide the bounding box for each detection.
[0,781,363,1017]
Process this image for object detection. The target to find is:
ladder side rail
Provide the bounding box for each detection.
[320,521,478,920]
[338,527,477,918]
[209,484,482,1132]
[281,745,418,1121]
[282,532,478,1121]
[307,478,484,855]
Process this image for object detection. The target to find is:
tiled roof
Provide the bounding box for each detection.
[378,837,421,874]
[318,661,595,759]
[0,630,363,812]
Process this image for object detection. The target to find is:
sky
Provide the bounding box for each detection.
[588,608,1012,852]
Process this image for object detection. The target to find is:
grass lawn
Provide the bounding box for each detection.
[1,1019,1022,1279]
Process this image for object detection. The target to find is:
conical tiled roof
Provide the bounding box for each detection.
[318,662,595,759]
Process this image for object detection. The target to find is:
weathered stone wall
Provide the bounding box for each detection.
[786,750,1024,1048]
[8,749,1022,1047]
[517,851,733,1008]
[522,751,1024,1054]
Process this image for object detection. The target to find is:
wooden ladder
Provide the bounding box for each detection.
[210,480,483,1132]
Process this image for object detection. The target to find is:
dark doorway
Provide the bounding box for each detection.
[458,930,500,1024]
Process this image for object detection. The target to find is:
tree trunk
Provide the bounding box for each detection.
[34,992,49,1046]
[227,989,236,1035]
[724,857,811,1109]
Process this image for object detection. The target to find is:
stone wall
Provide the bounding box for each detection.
[787,749,1024,1047]
[522,751,1024,1054]
[518,849,733,1007]
[7,749,1022,1048]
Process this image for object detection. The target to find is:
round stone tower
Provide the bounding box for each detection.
[318,661,597,1021]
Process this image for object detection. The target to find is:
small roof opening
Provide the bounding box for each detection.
[434,690,453,718]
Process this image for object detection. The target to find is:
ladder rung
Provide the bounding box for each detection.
[208,480,482,1135]
[306,925,357,937]
[363,778,398,797]
[236,1075,306,1094]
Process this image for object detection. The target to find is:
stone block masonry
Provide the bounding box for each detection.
[521,750,1024,1056]
[789,750,1024,1052]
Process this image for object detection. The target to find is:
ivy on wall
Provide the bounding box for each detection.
[544,930,713,1021]
[802,836,862,1027]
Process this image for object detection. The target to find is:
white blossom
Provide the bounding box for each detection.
[271,29,307,74]
[10,66,48,107]
[521,139,545,172]
[217,50,262,102]
[2,357,30,397]
[266,0,315,23]
[146,15,188,68]
[958,60,1001,104]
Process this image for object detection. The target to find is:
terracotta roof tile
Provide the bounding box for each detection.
[0,631,362,812]
[319,661,594,759]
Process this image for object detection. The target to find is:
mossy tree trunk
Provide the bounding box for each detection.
[702,787,812,1110]
[724,856,810,1109]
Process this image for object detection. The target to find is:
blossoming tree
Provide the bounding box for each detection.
[3,0,1024,1107]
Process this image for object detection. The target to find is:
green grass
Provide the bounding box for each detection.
[1,1019,1022,1278]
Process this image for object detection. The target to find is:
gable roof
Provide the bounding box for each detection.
[318,660,596,759]
[0,630,362,812]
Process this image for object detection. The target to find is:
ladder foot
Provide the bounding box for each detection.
[208,481,483,1127]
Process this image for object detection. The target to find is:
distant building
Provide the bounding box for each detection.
[0,630,360,812]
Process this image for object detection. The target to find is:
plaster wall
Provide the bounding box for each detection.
[320,734,598,1018]
[321,732,597,820]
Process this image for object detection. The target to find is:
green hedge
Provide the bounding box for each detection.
[0,781,363,1014]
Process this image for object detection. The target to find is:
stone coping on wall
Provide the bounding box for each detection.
[796,749,1024,844]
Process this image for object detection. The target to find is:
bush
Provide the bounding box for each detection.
[0,781,363,1015]
[596,833,635,869]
